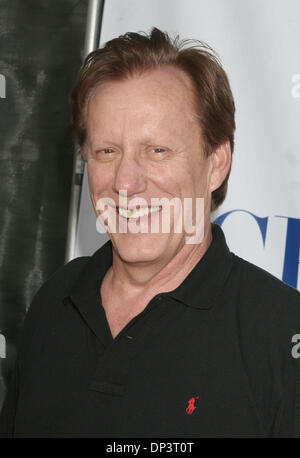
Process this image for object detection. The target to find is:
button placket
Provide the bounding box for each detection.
[89,330,137,392]
[89,294,166,394]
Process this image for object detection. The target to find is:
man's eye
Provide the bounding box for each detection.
[151,147,165,153]
[98,148,115,154]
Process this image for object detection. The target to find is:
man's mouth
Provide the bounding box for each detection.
[117,206,161,220]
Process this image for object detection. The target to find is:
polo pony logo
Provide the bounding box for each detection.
[186,396,199,415]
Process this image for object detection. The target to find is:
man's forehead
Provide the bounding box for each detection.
[86,104,200,149]
[88,66,196,113]
[84,67,202,152]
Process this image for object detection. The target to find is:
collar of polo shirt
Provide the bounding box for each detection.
[65,223,234,313]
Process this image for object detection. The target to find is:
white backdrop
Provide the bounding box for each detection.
[75,0,300,290]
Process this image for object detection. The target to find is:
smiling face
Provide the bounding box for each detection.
[85,66,216,266]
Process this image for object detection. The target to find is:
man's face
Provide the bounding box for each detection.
[85,66,214,265]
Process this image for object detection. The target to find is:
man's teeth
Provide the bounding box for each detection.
[118,206,160,219]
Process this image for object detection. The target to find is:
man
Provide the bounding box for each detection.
[1,27,300,438]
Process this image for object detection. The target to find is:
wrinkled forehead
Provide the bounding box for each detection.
[85,66,201,145]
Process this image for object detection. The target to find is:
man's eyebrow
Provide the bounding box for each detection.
[88,137,118,147]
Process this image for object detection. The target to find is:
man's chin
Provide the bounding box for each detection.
[110,232,171,264]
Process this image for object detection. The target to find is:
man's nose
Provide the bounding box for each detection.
[112,154,147,197]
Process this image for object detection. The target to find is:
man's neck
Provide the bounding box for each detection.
[104,226,213,304]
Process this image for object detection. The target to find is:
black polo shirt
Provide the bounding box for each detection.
[1,223,300,438]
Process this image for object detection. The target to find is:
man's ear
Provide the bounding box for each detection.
[209,140,232,193]
[81,143,88,162]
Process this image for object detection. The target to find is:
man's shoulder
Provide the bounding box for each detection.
[14,255,94,363]
[230,253,300,357]
[29,239,111,317]
[24,255,91,321]
[228,255,300,437]
[41,255,91,297]
[232,253,300,314]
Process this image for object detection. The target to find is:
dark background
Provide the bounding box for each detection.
[0,0,88,408]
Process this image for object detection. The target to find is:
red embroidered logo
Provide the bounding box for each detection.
[186,396,199,415]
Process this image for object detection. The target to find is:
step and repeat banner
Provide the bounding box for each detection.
[75,0,300,291]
